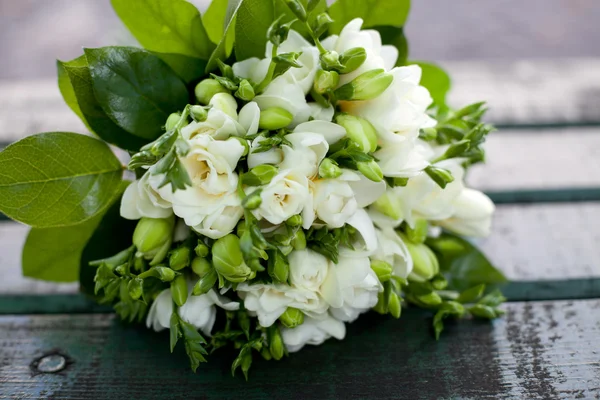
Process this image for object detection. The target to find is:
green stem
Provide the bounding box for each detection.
[255,45,279,94]
[304,21,327,54]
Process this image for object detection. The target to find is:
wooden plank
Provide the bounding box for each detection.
[1,59,600,145]
[1,202,599,295]
[0,300,598,399]
[467,128,600,191]
[445,58,600,126]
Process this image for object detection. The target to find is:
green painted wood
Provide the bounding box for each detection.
[1,300,599,399]
[487,188,600,204]
[2,279,600,315]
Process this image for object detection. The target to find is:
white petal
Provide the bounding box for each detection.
[238,102,260,136]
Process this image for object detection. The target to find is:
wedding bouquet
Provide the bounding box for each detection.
[0,0,507,378]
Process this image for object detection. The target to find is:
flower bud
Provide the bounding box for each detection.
[242,190,263,210]
[335,114,378,153]
[313,70,339,94]
[339,47,367,74]
[416,291,442,306]
[268,326,284,360]
[169,246,190,271]
[312,12,333,37]
[335,69,393,101]
[209,92,238,119]
[230,136,250,157]
[195,78,229,105]
[320,51,344,72]
[373,291,387,314]
[283,0,307,21]
[133,216,174,265]
[388,292,402,319]
[268,251,289,283]
[244,165,278,186]
[370,260,392,283]
[279,307,304,328]
[420,127,437,141]
[127,277,144,300]
[357,160,383,182]
[260,347,272,360]
[291,229,306,250]
[235,79,255,101]
[152,266,177,282]
[469,304,498,319]
[318,158,342,179]
[192,268,218,295]
[425,166,454,189]
[405,240,440,282]
[212,235,255,283]
[405,218,428,244]
[170,274,188,307]
[259,107,294,130]
[372,191,402,220]
[194,242,209,258]
[190,105,208,122]
[191,257,212,277]
[431,275,448,290]
[165,112,181,131]
[285,215,303,227]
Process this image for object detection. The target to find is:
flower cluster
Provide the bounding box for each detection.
[97,7,501,375]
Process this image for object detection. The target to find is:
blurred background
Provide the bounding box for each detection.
[1,0,599,79]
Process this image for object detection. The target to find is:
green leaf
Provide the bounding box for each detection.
[374,26,408,66]
[206,0,243,72]
[79,196,138,296]
[328,0,411,34]
[456,283,485,304]
[412,61,451,109]
[151,52,207,84]
[0,132,124,228]
[85,47,188,141]
[59,56,149,151]
[57,57,88,129]
[111,0,214,58]
[234,0,275,61]
[22,212,104,282]
[204,0,229,44]
[428,233,507,292]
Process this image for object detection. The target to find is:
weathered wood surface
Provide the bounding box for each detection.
[0,299,598,399]
[1,59,600,146]
[1,202,599,295]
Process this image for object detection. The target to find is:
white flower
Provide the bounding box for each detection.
[371,228,413,279]
[439,188,495,237]
[281,314,346,353]
[327,254,382,322]
[233,31,319,127]
[120,170,172,220]
[279,121,346,179]
[179,289,240,336]
[146,288,239,336]
[180,97,259,140]
[339,209,378,258]
[155,135,245,239]
[288,249,330,293]
[341,65,436,142]
[322,18,398,85]
[372,158,465,229]
[247,135,284,169]
[251,170,309,225]
[237,283,328,327]
[310,178,358,229]
[374,138,430,179]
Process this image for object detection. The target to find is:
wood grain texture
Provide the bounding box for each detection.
[0,300,598,399]
[2,59,600,145]
[1,202,599,295]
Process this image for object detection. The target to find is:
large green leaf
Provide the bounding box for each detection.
[21,183,127,282]
[152,52,207,84]
[235,0,275,61]
[412,61,451,109]
[111,0,214,59]
[206,0,243,72]
[328,0,411,34]
[79,197,138,296]
[0,132,124,228]
[85,47,189,140]
[203,0,228,44]
[427,233,507,292]
[59,56,149,151]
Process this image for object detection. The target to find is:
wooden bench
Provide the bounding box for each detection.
[1,59,600,398]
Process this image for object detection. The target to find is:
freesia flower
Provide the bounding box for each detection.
[281,314,346,353]
[439,188,495,237]
[370,228,413,279]
[120,169,172,220]
[250,170,310,225]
